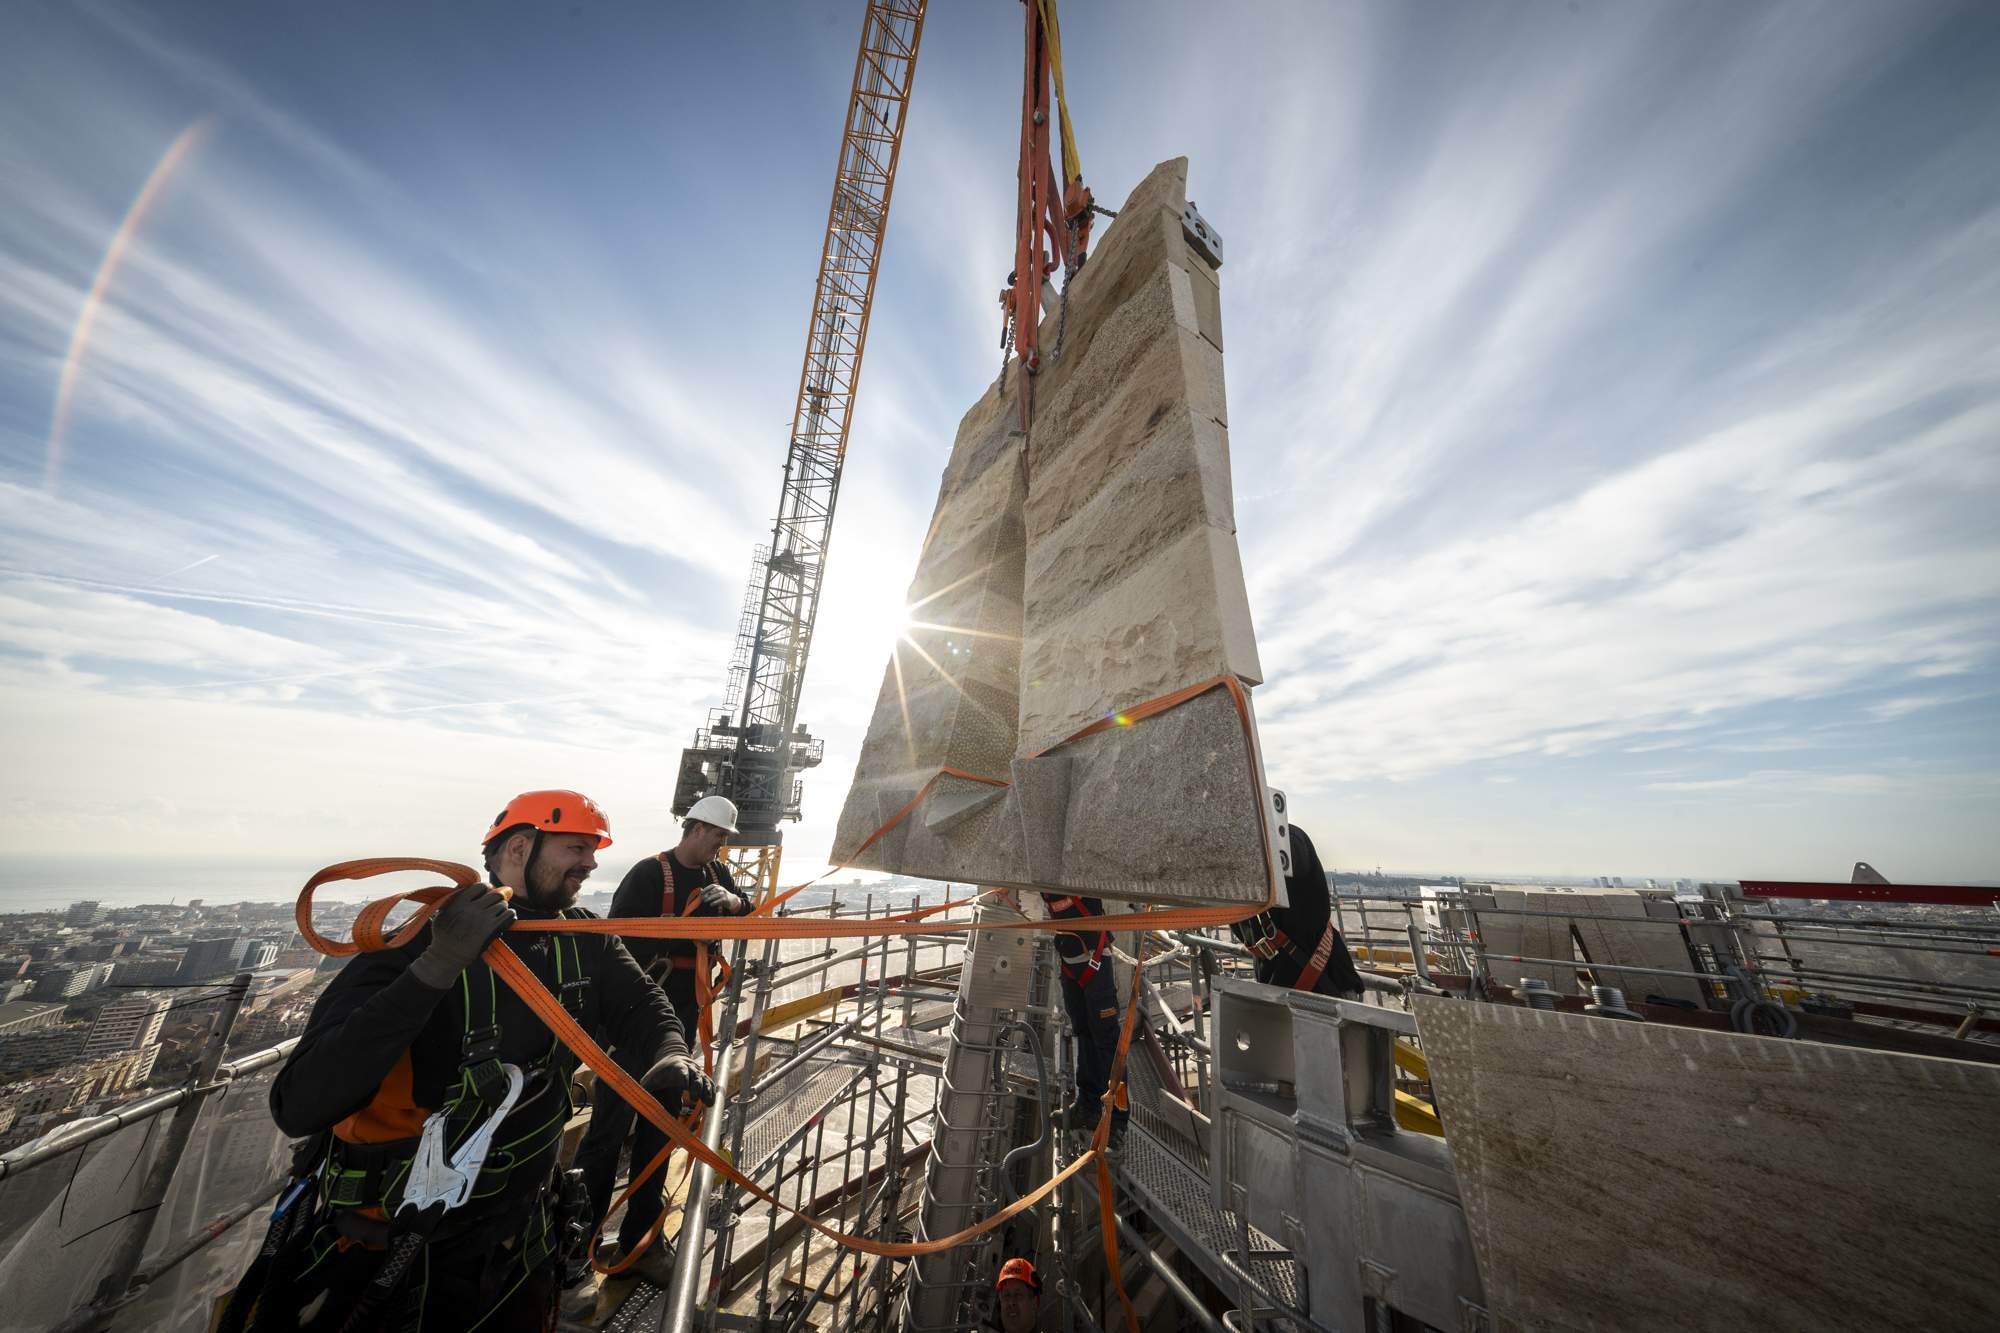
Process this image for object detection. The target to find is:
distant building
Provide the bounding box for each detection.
[84,1045,160,1094]
[0,1001,69,1037]
[243,941,280,970]
[0,1047,160,1126]
[61,941,120,963]
[6,1078,86,1120]
[176,936,250,982]
[64,901,101,927]
[85,993,169,1058]
[0,1027,84,1081]
[110,956,183,987]
[31,962,114,1001]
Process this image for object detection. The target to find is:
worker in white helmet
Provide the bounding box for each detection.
[575,794,753,1281]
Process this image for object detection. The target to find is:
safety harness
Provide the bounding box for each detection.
[1043,894,1112,986]
[657,852,734,1069]
[318,931,588,1227]
[1241,913,1342,994]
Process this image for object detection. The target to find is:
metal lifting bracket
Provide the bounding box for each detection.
[1183,199,1224,269]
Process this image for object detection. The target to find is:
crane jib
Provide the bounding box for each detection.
[673,0,932,869]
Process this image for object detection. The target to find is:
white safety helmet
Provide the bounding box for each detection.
[684,795,740,834]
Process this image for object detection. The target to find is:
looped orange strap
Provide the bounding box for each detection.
[293,674,1277,1326]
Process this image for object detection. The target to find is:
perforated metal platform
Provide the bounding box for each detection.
[1122,1039,1208,1174]
[738,1060,867,1177]
[597,1282,664,1331]
[1112,1124,1304,1315]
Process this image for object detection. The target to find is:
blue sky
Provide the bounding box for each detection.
[1,0,1996,889]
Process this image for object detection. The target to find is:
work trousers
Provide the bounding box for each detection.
[1060,963,1127,1131]
[576,971,699,1253]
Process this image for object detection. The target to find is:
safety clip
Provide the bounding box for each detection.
[397,1063,525,1228]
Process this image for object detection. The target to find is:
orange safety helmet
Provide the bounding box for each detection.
[482,789,613,849]
[995,1257,1038,1293]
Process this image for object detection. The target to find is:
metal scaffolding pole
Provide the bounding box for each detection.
[660,941,748,1333]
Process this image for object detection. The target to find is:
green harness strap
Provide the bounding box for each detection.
[321,931,588,1213]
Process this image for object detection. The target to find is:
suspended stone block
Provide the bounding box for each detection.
[831,157,1272,906]
[1413,997,2000,1332]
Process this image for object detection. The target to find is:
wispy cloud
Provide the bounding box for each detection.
[1646,769,1927,798]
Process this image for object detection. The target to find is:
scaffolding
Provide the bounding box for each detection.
[593,889,974,1333]
[568,885,1341,1333]
[8,881,1995,1333]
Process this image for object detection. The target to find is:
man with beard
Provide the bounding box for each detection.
[241,791,708,1332]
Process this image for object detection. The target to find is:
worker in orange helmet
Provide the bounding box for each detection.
[992,1257,1042,1333]
[228,791,709,1332]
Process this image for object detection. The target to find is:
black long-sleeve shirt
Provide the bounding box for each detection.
[609,853,751,970]
[1040,894,1108,966]
[271,902,683,1139]
[1236,825,1365,996]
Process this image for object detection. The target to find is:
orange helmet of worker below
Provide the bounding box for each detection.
[995,1257,1038,1292]
[482,790,613,849]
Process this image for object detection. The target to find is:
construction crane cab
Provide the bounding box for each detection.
[668,1,928,898]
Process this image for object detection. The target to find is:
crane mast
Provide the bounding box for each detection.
[673,0,929,896]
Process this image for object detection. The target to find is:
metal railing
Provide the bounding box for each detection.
[0,973,306,1333]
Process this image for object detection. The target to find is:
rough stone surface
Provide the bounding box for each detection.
[830,157,1269,905]
[1414,997,2000,1333]
[1020,524,1258,757]
[1478,888,1571,991]
[1051,689,1267,903]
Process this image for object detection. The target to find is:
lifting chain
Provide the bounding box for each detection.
[1050,266,1073,364]
[1049,215,1086,365]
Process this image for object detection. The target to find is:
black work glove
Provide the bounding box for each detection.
[410,885,515,988]
[640,1054,715,1115]
[698,883,750,916]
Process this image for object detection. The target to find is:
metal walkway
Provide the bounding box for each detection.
[738,1060,868,1178]
[1109,1125,1303,1316]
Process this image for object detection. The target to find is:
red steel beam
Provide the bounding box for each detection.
[1738,880,2000,908]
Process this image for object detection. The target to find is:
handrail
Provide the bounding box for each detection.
[0,1037,298,1183]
